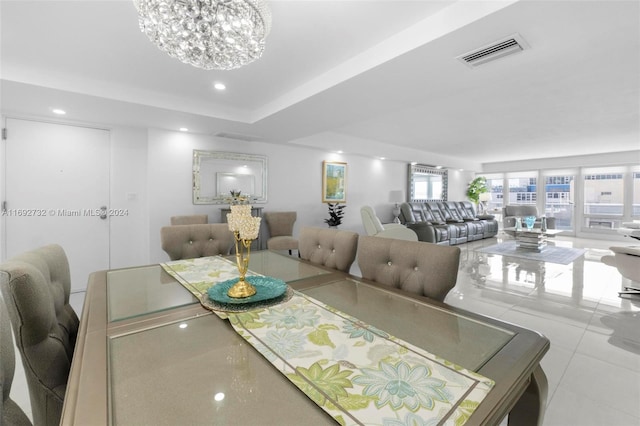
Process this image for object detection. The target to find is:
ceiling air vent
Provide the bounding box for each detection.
[457,33,529,68]
[214,132,262,142]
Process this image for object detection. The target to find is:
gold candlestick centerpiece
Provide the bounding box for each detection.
[226,204,261,298]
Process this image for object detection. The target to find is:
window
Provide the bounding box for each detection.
[543,172,574,231]
[583,167,624,229]
[484,175,504,211]
[507,172,537,206]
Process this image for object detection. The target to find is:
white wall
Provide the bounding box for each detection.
[0,119,472,267]
[146,129,412,263]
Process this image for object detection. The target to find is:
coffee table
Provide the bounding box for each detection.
[504,227,563,252]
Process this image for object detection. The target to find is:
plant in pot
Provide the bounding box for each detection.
[466,176,488,205]
[324,203,346,228]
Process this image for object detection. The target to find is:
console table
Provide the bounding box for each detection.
[220,206,265,250]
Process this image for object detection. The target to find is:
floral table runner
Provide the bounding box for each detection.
[162,256,257,318]
[161,257,495,425]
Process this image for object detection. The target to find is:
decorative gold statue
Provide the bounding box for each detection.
[226,204,261,298]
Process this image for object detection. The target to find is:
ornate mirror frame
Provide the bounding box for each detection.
[408,164,448,202]
[193,150,268,204]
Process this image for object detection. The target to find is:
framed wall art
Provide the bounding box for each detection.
[322,161,347,203]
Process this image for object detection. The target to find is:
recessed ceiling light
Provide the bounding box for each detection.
[336,150,343,154]
[214,82,226,90]
[380,157,386,160]
[179,127,189,132]
[52,108,66,115]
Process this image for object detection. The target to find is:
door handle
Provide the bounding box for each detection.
[99,206,108,220]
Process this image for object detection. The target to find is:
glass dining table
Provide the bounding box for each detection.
[61,251,549,426]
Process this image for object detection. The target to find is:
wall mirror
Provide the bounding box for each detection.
[408,164,448,202]
[193,150,268,204]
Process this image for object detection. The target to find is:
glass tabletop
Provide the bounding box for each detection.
[107,265,199,322]
[107,252,331,322]
[108,315,334,425]
[243,250,332,282]
[300,279,515,371]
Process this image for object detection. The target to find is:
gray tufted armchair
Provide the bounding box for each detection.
[298,227,359,273]
[0,244,78,426]
[161,224,235,260]
[357,236,460,302]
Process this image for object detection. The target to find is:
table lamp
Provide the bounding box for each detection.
[389,190,404,224]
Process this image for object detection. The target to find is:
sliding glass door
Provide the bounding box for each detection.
[542,170,576,234]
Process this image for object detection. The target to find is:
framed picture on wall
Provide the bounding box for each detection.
[322,161,347,203]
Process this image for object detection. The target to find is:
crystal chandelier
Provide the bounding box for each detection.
[133,0,272,70]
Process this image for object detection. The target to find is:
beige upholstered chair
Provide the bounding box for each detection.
[263,211,299,255]
[298,227,358,273]
[170,214,208,225]
[0,244,78,426]
[1,295,32,426]
[357,235,461,302]
[360,206,418,241]
[161,224,235,260]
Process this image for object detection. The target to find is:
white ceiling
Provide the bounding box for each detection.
[1,0,639,170]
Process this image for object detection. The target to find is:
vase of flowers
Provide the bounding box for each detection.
[226,189,251,205]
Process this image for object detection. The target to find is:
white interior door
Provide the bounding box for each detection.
[4,118,110,292]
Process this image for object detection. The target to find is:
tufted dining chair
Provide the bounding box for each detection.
[263,211,299,255]
[161,224,235,260]
[1,294,32,426]
[0,244,78,426]
[357,235,461,302]
[298,227,359,273]
[170,214,208,225]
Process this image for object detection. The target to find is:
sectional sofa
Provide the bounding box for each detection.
[400,201,499,245]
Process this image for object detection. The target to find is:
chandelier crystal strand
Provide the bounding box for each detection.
[134,0,272,70]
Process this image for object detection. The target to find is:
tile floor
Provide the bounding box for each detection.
[9,234,639,425]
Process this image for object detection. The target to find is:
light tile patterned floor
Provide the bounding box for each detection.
[446,234,640,426]
[9,234,639,425]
